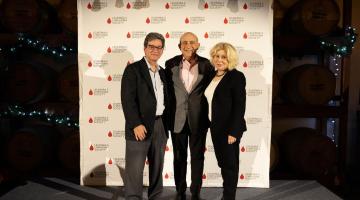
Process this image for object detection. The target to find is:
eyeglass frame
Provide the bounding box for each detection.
[147,44,164,51]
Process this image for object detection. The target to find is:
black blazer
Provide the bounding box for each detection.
[121,58,170,141]
[210,69,247,139]
[165,55,214,134]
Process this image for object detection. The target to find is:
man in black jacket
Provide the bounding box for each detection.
[165,32,214,200]
[121,32,169,200]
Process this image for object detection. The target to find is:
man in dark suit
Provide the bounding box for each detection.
[165,32,214,200]
[121,32,169,200]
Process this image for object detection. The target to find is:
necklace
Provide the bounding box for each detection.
[215,72,226,77]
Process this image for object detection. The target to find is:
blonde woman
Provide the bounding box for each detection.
[205,42,247,200]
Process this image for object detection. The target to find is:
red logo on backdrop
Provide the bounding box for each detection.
[127,32,131,38]
[243,3,248,10]
[88,61,92,67]
[89,144,94,151]
[107,47,112,53]
[204,32,208,38]
[165,146,169,151]
[89,89,93,95]
[185,18,189,24]
[204,2,208,9]
[89,117,93,123]
[108,159,113,165]
[126,2,131,9]
[146,17,150,24]
[107,75,112,81]
[88,32,92,38]
[165,32,170,38]
[224,17,228,24]
[165,2,170,9]
[87,2,92,9]
[243,62,248,68]
[107,18,112,24]
[241,146,246,152]
[108,131,113,137]
[165,173,169,179]
[202,174,207,179]
[240,174,245,179]
[243,32,248,39]
[108,104,112,110]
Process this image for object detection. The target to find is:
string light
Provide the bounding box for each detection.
[327,118,337,145]
[322,27,358,143]
[320,26,357,56]
[0,33,76,59]
[0,105,79,128]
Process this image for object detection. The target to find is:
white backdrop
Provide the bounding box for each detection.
[78,0,273,188]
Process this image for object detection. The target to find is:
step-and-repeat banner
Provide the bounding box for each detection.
[78,0,273,188]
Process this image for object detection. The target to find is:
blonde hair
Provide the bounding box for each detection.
[209,42,239,70]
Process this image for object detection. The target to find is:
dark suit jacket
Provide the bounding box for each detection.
[210,69,247,139]
[121,58,170,141]
[165,55,214,134]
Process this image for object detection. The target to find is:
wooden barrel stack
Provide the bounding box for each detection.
[0,0,79,177]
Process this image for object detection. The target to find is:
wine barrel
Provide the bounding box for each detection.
[279,127,336,178]
[58,64,79,102]
[5,125,59,172]
[0,0,49,33]
[5,62,55,104]
[57,0,77,34]
[278,0,298,9]
[58,130,79,174]
[281,64,335,105]
[290,0,340,36]
[270,139,280,172]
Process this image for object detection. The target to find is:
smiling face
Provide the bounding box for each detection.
[213,49,229,72]
[179,32,200,60]
[144,39,163,64]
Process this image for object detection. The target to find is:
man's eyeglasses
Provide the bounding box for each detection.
[147,45,164,51]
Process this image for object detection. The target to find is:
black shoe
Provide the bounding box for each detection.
[175,193,186,200]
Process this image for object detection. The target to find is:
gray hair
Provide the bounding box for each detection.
[144,32,165,48]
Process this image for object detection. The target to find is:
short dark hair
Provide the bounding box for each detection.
[144,32,165,48]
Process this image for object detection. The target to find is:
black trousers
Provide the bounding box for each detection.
[211,132,240,200]
[125,118,167,200]
[171,120,207,195]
